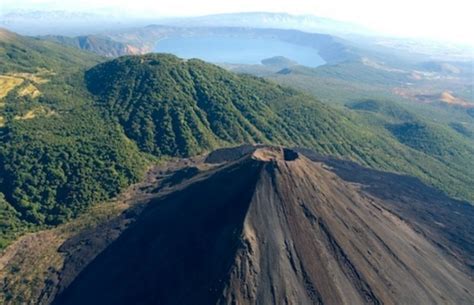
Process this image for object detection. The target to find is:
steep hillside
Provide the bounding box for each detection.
[0,28,100,73]
[41,35,145,57]
[86,54,474,202]
[0,30,147,247]
[347,99,474,177]
[84,54,408,159]
[232,58,474,201]
[387,121,470,159]
[51,147,474,305]
[85,54,368,157]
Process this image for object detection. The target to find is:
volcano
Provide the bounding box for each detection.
[53,146,474,305]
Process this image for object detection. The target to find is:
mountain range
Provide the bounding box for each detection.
[0,27,473,304]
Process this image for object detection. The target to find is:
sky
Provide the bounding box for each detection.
[1,0,473,45]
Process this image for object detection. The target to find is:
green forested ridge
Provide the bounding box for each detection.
[388,121,470,160]
[87,54,474,203]
[41,35,134,58]
[0,28,100,73]
[346,99,474,194]
[0,30,147,247]
[450,122,474,139]
[86,54,386,158]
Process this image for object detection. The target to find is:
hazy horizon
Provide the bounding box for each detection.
[1,0,473,47]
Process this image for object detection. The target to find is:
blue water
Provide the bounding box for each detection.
[154,36,326,67]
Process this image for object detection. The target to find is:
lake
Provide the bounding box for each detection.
[154,36,326,67]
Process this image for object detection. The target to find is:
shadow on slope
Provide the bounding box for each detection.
[52,157,263,305]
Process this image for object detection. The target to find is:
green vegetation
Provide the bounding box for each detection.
[87,54,474,203]
[0,29,100,74]
[261,56,297,69]
[42,35,133,58]
[300,61,409,86]
[0,196,135,304]
[86,54,391,159]
[347,99,474,196]
[0,104,146,225]
[0,30,147,248]
[449,122,474,139]
[388,122,467,159]
[0,193,28,249]
[246,59,474,201]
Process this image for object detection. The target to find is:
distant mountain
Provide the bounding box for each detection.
[420,60,473,76]
[41,35,145,57]
[52,146,474,305]
[261,56,298,69]
[3,10,471,61]
[164,12,375,37]
[40,26,359,64]
[0,28,100,72]
[0,11,374,37]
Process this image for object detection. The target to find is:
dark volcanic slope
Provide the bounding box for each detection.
[53,147,474,305]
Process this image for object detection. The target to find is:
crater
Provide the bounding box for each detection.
[283,148,299,161]
[251,147,299,162]
[251,147,283,161]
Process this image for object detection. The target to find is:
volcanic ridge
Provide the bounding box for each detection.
[52,146,474,305]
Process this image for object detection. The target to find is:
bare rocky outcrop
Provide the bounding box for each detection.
[51,146,474,305]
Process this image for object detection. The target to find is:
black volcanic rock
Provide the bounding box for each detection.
[53,147,474,305]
